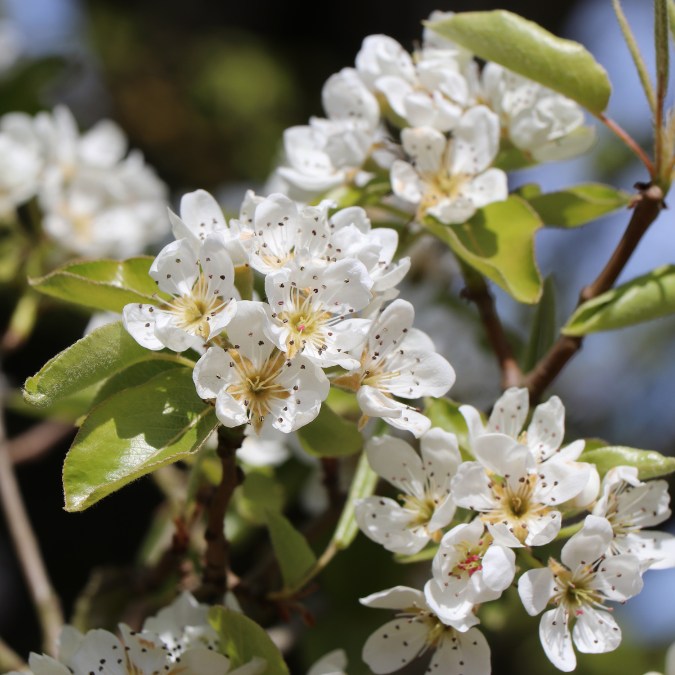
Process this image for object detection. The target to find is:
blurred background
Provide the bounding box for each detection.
[0,0,674,673]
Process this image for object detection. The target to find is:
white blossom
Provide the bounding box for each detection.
[518,515,643,672]
[307,649,348,675]
[193,301,329,433]
[360,586,490,674]
[391,107,507,224]
[482,63,595,162]
[355,429,460,554]
[123,232,238,352]
[424,518,516,624]
[334,299,455,437]
[592,466,675,571]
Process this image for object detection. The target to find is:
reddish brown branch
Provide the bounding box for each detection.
[525,183,665,401]
[461,272,522,390]
[8,421,74,465]
[194,427,242,602]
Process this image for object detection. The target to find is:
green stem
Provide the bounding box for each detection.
[555,521,585,541]
[516,548,545,570]
[1,289,40,352]
[0,637,26,672]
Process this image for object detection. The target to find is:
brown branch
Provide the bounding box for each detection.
[8,420,74,465]
[525,183,665,401]
[194,426,242,603]
[461,270,522,390]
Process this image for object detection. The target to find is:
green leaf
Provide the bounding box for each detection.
[522,277,557,371]
[23,321,184,408]
[580,445,675,479]
[428,10,611,113]
[30,257,164,312]
[238,472,284,525]
[526,183,630,227]
[296,401,363,457]
[424,196,543,304]
[209,606,289,674]
[424,397,472,458]
[332,450,378,550]
[63,368,218,511]
[264,510,317,589]
[563,265,675,336]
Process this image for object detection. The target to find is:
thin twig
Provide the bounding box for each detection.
[596,113,656,177]
[524,183,665,401]
[0,636,27,672]
[194,426,242,602]
[460,267,522,390]
[0,403,64,655]
[8,420,74,465]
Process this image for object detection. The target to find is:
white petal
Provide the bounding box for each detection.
[193,346,232,399]
[420,428,460,493]
[535,460,590,507]
[450,105,500,176]
[518,568,555,616]
[462,169,507,209]
[179,189,227,240]
[384,349,456,399]
[561,515,613,570]
[430,628,491,675]
[390,160,423,204]
[322,67,380,126]
[401,126,446,174]
[360,585,427,610]
[486,387,529,437]
[365,435,424,494]
[215,391,249,428]
[308,649,348,675]
[591,554,643,601]
[481,545,516,592]
[525,511,562,547]
[179,647,233,674]
[572,607,621,654]
[451,462,495,511]
[540,606,576,672]
[226,301,275,365]
[27,654,72,675]
[150,238,199,296]
[527,395,565,462]
[123,304,165,350]
[154,311,201,352]
[65,629,127,675]
[362,617,428,674]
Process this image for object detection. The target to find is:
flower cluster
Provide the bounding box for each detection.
[356,388,675,673]
[124,188,455,438]
[272,11,594,226]
[0,105,167,257]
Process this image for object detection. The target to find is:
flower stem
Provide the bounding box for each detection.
[595,113,655,177]
[0,637,26,672]
[555,521,584,541]
[516,548,545,570]
[0,403,64,655]
[195,426,243,602]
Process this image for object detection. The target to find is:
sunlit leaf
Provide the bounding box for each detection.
[265,510,317,590]
[30,257,164,312]
[63,368,218,511]
[428,10,611,113]
[297,401,363,457]
[527,183,630,227]
[209,606,289,674]
[424,196,543,304]
[238,472,285,525]
[522,277,557,371]
[563,265,675,335]
[580,445,675,479]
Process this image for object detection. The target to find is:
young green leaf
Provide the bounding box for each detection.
[209,606,289,675]
[522,277,557,372]
[296,400,363,457]
[563,265,675,335]
[264,510,317,590]
[424,196,543,304]
[23,321,186,408]
[428,10,611,113]
[580,445,675,479]
[63,368,218,511]
[332,450,378,550]
[527,183,630,227]
[29,257,164,312]
[238,472,285,525]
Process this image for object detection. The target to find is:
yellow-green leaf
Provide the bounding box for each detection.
[424,397,472,459]
[424,196,543,304]
[63,368,218,511]
[296,400,363,457]
[428,10,611,113]
[265,510,317,590]
[580,445,675,479]
[30,257,163,312]
[563,265,675,336]
[527,183,630,227]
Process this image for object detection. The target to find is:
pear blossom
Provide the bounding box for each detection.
[452,435,591,547]
[360,586,490,674]
[333,299,455,437]
[391,106,507,225]
[0,113,42,215]
[592,466,675,570]
[460,387,599,508]
[193,301,329,433]
[424,518,516,624]
[355,429,461,554]
[9,593,265,675]
[481,63,595,162]
[518,515,643,672]
[264,258,373,368]
[307,649,348,675]
[123,232,238,352]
